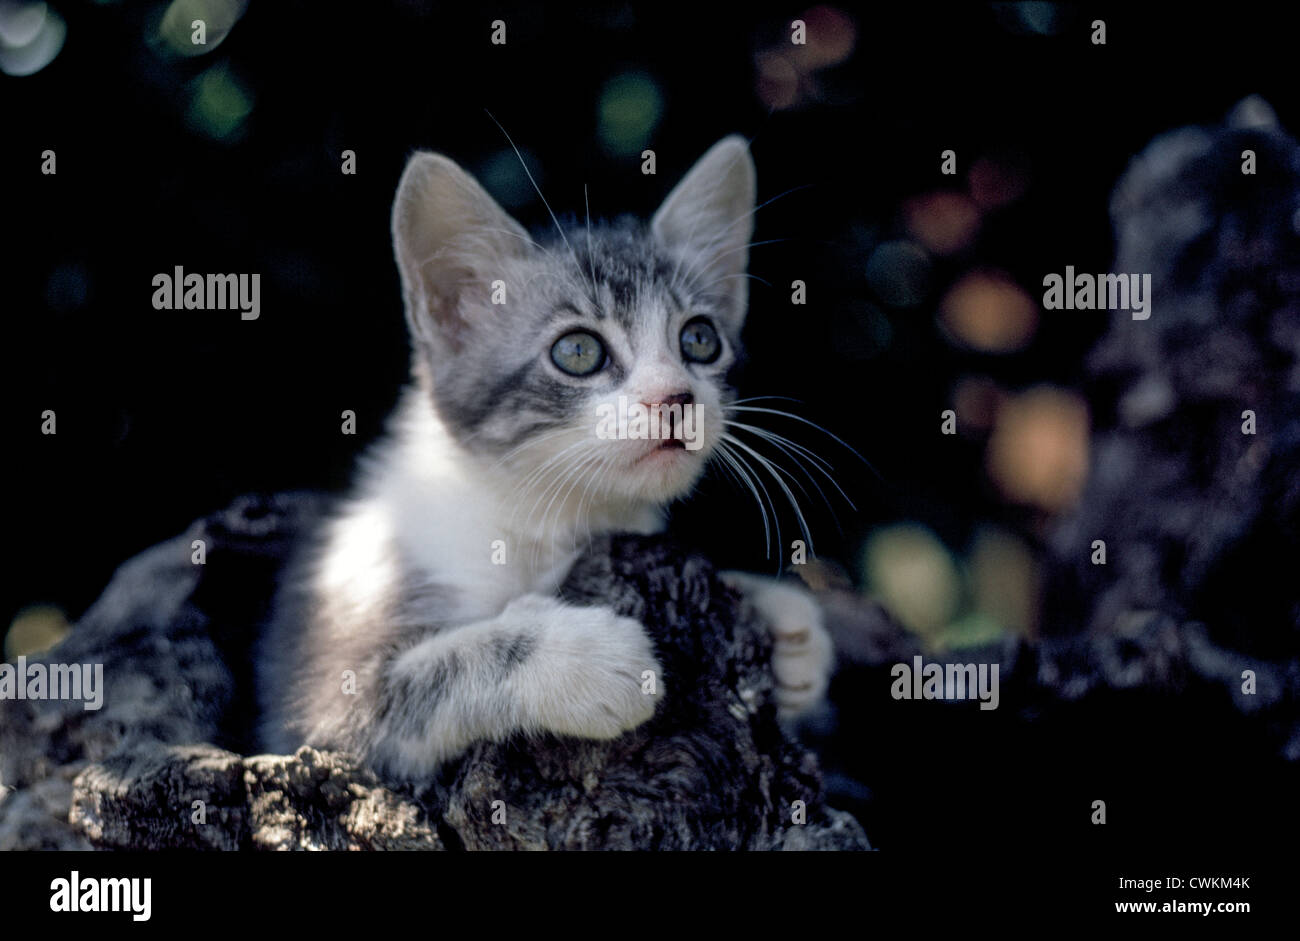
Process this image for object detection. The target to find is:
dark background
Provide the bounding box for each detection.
[4,0,1298,853]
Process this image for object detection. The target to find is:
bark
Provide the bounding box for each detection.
[1035,100,1300,757]
[0,493,870,851]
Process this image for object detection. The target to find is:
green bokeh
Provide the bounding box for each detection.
[596,70,664,157]
[186,63,252,141]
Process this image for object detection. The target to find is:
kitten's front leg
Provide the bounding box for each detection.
[719,571,835,715]
[370,594,663,778]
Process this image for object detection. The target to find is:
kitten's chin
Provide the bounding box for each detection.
[622,441,710,503]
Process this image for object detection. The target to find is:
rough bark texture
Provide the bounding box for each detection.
[0,493,870,851]
[1035,99,1300,756]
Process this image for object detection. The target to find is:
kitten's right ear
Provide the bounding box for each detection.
[652,135,756,328]
[391,151,533,349]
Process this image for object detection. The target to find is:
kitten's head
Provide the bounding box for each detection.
[391,136,756,510]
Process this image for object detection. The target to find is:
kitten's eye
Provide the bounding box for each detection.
[550,331,607,376]
[680,318,721,364]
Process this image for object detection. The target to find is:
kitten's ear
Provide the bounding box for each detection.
[652,135,756,326]
[392,151,533,349]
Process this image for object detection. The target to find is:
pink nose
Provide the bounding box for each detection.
[639,391,694,440]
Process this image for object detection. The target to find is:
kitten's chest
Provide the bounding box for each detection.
[444,536,580,622]
[501,538,580,596]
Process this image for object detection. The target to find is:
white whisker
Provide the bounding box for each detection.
[484,109,586,301]
[722,432,812,556]
[725,405,877,477]
[723,419,856,511]
[714,439,778,559]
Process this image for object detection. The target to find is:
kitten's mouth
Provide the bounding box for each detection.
[634,438,693,465]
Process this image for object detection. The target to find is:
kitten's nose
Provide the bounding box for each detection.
[645,391,694,443]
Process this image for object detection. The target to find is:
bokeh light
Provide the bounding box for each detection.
[157,0,247,57]
[479,147,543,210]
[798,5,857,69]
[755,50,800,111]
[4,604,70,659]
[754,5,857,110]
[904,191,981,256]
[991,1,1066,36]
[861,523,961,639]
[0,1,65,76]
[986,386,1090,512]
[186,62,253,141]
[596,70,663,157]
[951,374,1002,432]
[939,270,1038,353]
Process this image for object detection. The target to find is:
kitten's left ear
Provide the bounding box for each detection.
[652,135,757,328]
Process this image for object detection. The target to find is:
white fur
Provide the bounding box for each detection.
[357,391,667,622]
[720,571,835,714]
[384,595,663,773]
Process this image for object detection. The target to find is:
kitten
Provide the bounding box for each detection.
[256,136,834,781]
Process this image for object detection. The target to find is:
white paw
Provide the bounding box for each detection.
[508,597,664,741]
[724,574,834,715]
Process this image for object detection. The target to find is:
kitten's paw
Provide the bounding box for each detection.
[508,597,664,741]
[724,575,834,715]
